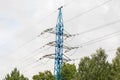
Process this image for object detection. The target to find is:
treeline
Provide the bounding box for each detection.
[3,47,120,80]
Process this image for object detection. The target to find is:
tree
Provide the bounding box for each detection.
[61,63,76,80]
[4,68,28,80]
[77,48,112,80]
[32,70,54,80]
[33,63,76,80]
[112,47,120,80]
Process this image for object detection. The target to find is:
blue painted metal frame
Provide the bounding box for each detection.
[54,6,64,80]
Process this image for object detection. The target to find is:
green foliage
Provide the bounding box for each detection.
[61,63,76,80]
[4,68,28,80]
[32,70,55,80]
[77,48,112,80]
[32,63,76,80]
[112,47,120,80]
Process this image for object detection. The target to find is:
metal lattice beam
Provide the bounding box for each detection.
[54,6,64,80]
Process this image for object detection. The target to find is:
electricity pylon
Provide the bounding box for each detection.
[54,6,64,80]
[38,6,79,80]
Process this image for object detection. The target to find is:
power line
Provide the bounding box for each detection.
[37,0,114,38]
[41,18,120,41]
[21,59,51,73]
[29,1,116,77]
[18,60,38,71]
[19,33,120,74]
[67,48,117,62]
[68,31,120,57]
[75,19,120,35]
[0,11,57,48]
[19,18,120,69]
[65,0,112,23]
[17,46,52,65]
[0,0,113,51]
[63,19,120,42]
[14,0,114,53]
[58,30,120,62]
[19,53,51,70]
[16,18,120,69]
[17,41,76,65]
[78,31,120,47]
[0,0,78,55]
[7,0,114,71]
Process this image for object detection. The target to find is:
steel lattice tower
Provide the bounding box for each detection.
[54,6,64,80]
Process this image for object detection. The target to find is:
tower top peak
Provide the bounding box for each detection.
[58,6,63,10]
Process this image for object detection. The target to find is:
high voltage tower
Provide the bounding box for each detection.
[38,6,79,80]
[54,6,64,80]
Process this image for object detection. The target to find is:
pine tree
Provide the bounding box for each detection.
[4,68,28,80]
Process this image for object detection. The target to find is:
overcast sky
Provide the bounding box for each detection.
[0,0,120,80]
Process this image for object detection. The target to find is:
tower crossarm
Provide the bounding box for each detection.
[39,41,79,53]
[38,28,79,40]
[39,53,72,62]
